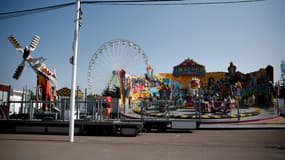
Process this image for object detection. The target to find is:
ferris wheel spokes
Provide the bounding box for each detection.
[87,39,149,95]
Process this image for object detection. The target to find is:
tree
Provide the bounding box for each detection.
[28,89,37,100]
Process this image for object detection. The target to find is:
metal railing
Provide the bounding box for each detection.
[1,99,118,121]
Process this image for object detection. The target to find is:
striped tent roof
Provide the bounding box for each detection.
[56,87,84,98]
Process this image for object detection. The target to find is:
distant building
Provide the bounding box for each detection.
[56,87,84,120]
[0,84,11,118]
[0,83,10,105]
[9,90,23,114]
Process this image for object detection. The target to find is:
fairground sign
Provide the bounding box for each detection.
[172,58,206,76]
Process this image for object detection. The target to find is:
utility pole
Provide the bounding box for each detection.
[69,0,81,143]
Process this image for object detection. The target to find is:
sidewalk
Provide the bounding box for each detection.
[199,123,285,129]
[199,112,285,129]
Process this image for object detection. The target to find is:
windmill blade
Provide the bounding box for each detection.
[13,60,25,80]
[29,35,40,51]
[8,35,23,53]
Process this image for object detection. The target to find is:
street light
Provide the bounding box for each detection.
[69,0,81,143]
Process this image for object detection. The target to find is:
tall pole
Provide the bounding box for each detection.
[69,0,80,143]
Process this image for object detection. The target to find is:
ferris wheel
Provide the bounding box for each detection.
[88,39,149,95]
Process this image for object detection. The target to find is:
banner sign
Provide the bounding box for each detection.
[281,60,285,79]
[0,84,10,92]
[172,58,205,76]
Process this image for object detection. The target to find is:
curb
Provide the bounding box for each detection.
[199,115,280,124]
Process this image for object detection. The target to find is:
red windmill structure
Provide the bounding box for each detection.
[8,35,57,110]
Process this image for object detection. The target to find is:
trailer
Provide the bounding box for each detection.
[0,96,199,136]
[0,119,142,136]
[0,97,143,136]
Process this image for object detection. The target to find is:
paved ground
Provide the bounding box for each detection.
[1,129,285,160]
[199,116,285,129]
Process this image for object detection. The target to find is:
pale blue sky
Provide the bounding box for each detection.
[0,0,284,93]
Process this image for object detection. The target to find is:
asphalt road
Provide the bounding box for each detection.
[0,129,285,160]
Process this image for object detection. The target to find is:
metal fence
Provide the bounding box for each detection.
[0,98,119,121]
[1,97,281,121]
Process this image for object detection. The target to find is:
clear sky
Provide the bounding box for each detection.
[0,0,284,94]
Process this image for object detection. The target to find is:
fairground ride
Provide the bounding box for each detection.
[87,39,149,95]
[8,35,57,110]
